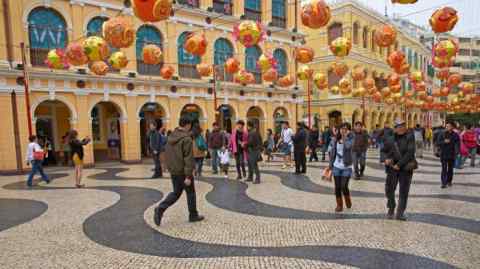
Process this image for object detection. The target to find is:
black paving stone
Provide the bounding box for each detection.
[0,198,48,232]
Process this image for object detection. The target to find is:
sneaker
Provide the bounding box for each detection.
[441,185,447,189]
[236,176,242,180]
[189,215,205,223]
[212,171,218,175]
[282,164,287,169]
[154,207,164,226]
[387,208,395,219]
[396,214,407,221]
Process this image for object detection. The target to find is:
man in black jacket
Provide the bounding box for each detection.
[437,122,460,188]
[246,120,263,184]
[379,123,394,163]
[293,122,308,174]
[352,122,370,179]
[382,119,416,221]
[149,122,164,178]
[308,126,320,162]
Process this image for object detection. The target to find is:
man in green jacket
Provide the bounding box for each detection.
[154,115,204,226]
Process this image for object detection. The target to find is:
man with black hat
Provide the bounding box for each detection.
[382,118,417,221]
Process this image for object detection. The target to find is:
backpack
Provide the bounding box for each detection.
[195,136,207,151]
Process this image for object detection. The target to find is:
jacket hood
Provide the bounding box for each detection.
[168,128,191,145]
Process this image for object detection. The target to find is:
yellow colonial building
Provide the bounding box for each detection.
[0,0,305,173]
[300,0,434,131]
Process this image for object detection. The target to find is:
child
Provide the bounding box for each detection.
[218,146,230,178]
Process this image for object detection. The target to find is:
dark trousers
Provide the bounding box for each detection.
[247,150,261,182]
[158,175,198,217]
[441,158,455,186]
[153,153,162,177]
[294,148,307,173]
[334,176,350,198]
[352,151,366,176]
[309,145,318,162]
[235,152,246,178]
[385,169,413,215]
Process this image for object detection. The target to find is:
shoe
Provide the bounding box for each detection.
[354,174,361,180]
[441,185,447,189]
[154,207,164,226]
[43,179,50,184]
[448,182,452,187]
[151,174,161,179]
[236,176,242,180]
[387,208,395,219]
[75,184,85,188]
[212,171,218,175]
[253,180,260,184]
[335,197,343,212]
[395,214,407,221]
[245,178,253,182]
[282,164,287,169]
[301,170,307,174]
[344,195,352,209]
[189,215,205,223]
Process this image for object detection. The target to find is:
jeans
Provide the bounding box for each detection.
[235,152,246,178]
[294,148,307,173]
[210,149,220,173]
[309,145,318,162]
[153,153,162,177]
[415,141,424,158]
[27,160,49,186]
[158,175,198,217]
[194,157,204,177]
[352,151,366,176]
[334,175,350,198]
[247,150,261,182]
[385,169,413,215]
[441,158,455,186]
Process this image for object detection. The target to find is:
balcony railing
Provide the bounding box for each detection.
[137,61,162,76]
[29,48,49,67]
[177,0,199,8]
[271,16,286,28]
[213,0,232,15]
[244,8,262,22]
[252,71,262,84]
[179,64,200,79]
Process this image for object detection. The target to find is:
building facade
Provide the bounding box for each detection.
[0,0,305,173]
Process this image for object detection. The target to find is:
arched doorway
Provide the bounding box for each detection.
[246,106,265,136]
[328,110,342,127]
[139,102,166,157]
[181,104,204,126]
[216,104,236,133]
[273,107,289,134]
[91,101,123,162]
[34,100,72,166]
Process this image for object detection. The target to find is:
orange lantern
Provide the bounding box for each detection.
[417,90,427,100]
[329,37,352,57]
[447,73,462,88]
[184,33,208,56]
[374,25,397,47]
[196,63,212,77]
[413,81,426,92]
[132,0,172,22]
[372,91,382,102]
[436,69,449,80]
[330,85,340,95]
[277,75,294,87]
[351,66,366,81]
[387,73,401,87]
[409,71,424,84]
[331,62,349,77]
[339,78,351,90]
[381,87,391,98]
[297,65,313,80]
[257,52,277,73]
[225,58,240,74]
[301,0,331,29]
[440,87,450,97]
[390,84,402,94]
[313,72,327,89]
[160,66,175,79]
[295,46,314,63]
[425,95,434,104]
[394,63,410,75]
[90,61,109,76]
[102,16,135,48]
[363,78,375,90]
[262,68,278,82]
[65,41,88,66]
[142,44,162,65]
[429,7,459,33]
[460,82,474,94]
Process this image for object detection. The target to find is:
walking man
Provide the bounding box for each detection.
[292,122,308,174]
[352,122,369,180]
[382,119,417,221]
[149,122,165,178]
[208,122,225,174]
[437,122,460,188]
[308,125,320,162]
[414,124,424,158]
[378,123,394,163]
[246,120,262,184]
[278,121,294,169]
[153,115,204,226]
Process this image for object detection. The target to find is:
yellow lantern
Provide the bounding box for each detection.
[297,65,313,80]
[257,53,276,73]
[108,51,128,70]
[313,72,327,90]
[142,44,162,65]
[330,85,340,95]
[83,36,110,62]
[329,37,351,57]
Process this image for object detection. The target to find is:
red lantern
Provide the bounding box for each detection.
[363,78,375,90]
[184,33,208,56]
[132,0,172,22]
[301,0,331,29]
[436,69,449,80]
[372,91,382,102]
[102,16,135,48]
[387,50,406,70]
[90,61,109,76]
[374,25,397,47]
[429,7,459,33]
[160,66,175,79]
[277,75,294,87]
[394,63,410,75]
[263,68,278,82]
[65,41,88,66]
[387,73,401,87]
[440,87,450,97]
[196,63,212,77]
[331,62,349,77]
[143,44,162,65]
[413,82,426,92]
[351,66,366,81]
[295,46,314,63]
[225,58,240,74]
[447,73,462,88]
[390,84,401,94]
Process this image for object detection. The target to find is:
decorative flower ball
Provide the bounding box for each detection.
[233,20,265,48]
[65,42,88,66]
[387,73,401,87]
[390,84,402,94]
[160,66,175,79]
[429,7,459,33]
[329,37,351,57]
[45,49,69,69]
[351,66,366,81]
[363,78,375,90]
[436,69,449,80]
[331,62,349,77]
[387,50,406,70]
[297,65,313,81]
[330,85,340,95]
[447,73,462,88]
[257,52,277,73]
[277,75,294,87]
[184,33,208,56]
[460,82,474,94]
[381,87,392,98]
[234,70,254,85]
[375,25,397,47]
[90,61,109,76]
[409,71,424,84]
[352,87,366,97]
[196,63,212,77]
[103,16,135,48]
[132,0,172,22]
[224,58,240,74]
[313,72,327,89]
[83,36,110,62]
[338,78,351,90]
[262,68,278,82]
[301,0,331,29]
[142,44,162,65]
[434,39,458,59]
[108,51,128,70]
[295,46,314,64]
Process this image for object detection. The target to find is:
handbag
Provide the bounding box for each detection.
[33,150,45,161]
[393,142,418,171]
[322,167,332,182]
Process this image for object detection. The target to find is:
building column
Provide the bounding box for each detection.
[123,94,141,162]
[76,94,94,165]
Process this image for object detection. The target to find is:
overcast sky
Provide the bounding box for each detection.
[326,0,480,37]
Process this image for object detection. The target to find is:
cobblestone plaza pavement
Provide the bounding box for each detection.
[1,150,479,268]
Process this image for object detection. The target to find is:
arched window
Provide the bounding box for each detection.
[86,16,108,37]
[371,30,376,53]
[214,38,234,81]
[272,0,286,28]
[245,0,262,21]
[362,27,368,49]
[136,25,163,76]
[245,45,262,84]
[353,22,359,45]
[178,32,201,79]
[273,49,288,76]
[328,23,343,44]
[28,7,67,66]
[213,0,233,15]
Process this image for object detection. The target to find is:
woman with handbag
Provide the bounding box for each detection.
[69,130,91,188]
[26,135,50,187]
[192,124,207,178]
[328,123,354,212]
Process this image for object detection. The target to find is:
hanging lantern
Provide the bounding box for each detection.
[65,42,88,66]
[381,87,391,98]
[392,92,403,103]
[196,63,212,77]
[90,61,109,76]
[387,73,401,87]
[432,56,454,69]
[233,20,265,48]
[409,71,424,84]
[404,91,414,98]
[257,52,277,73]
[436,69,449,80]
[108,51,128,70]
[277,74,294,87]
[394,63,410,75]
[301,0,331,29]
[83,36,110,62]
[387,50,408,72]
[366,86,377,95]
[413,81,426,92]
[331,62,349,77]
[351,66,366,81]
[262,68,278,82]
[234,70,254,85]
[297,65,313,80]
[45,49,69,70]
[429,7,459,33]
[329,37,352,57]
[338,78,351,90]
[434,39,459,59]
[313,72,328,90]
[363,77,375,90]
[184,33,208,56]
[330,85,340,95]
[432,89,441,98]
[391,0,418,4]
[295,46,314,63]
[390,84,402,94]
[352,87,366,97]
[225,58,240,74]
[142,44,162,65]
[340,85,352,95]
[460,82,475,94]
[447,73,462,88]
[374,25,397,47]
[160,66,175,79]
[440,87,450,97]
[425,95,435,104]
[372,91,382,102]
[102,16,135,48]
[132,0,172,22]
[417,90,427,100]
